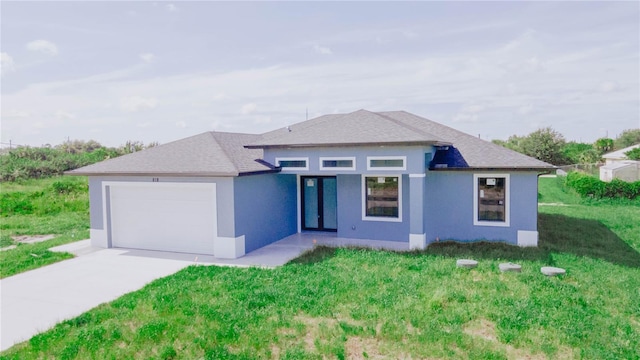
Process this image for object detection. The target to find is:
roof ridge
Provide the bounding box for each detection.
[207,132,241,173]
[373,111,447,142]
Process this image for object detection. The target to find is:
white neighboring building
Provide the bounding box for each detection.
[600,144,640,182]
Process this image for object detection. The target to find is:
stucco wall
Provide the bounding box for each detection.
[264,146,433,175]
[87,176,235,248]
[233,173,298,252]
[424,171,539,245]
[336,174,410,242]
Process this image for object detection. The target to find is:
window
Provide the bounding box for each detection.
[362,175,402,222]
[319,157,356,171]
[367,156,406,170]
[473,174,510,227]
[276,157,309,171]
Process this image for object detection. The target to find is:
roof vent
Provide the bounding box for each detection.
[286,126,292,132]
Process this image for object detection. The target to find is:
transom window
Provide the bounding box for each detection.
[473,174,510,227]
[362,175,402,222]
[276,157,309,171]
[367,156,406,170]
[320,157,356,171]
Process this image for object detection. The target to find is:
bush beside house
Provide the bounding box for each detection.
[564,171,640,199]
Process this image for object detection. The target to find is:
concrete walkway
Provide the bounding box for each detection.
[0,247,198,351]
[0,234,408,351]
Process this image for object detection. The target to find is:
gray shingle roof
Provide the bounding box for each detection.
[67,132,273,177]
[250,109,553,170]
[379,111,554,169]
[249,109,450,148]
[69,110,553,176]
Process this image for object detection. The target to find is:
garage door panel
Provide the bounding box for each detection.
[109,183,216,255]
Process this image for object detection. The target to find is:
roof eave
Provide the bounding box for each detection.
[237,168,282,177]
[429,166,556,172]
[245,140,452,149]
[64,170,241,177]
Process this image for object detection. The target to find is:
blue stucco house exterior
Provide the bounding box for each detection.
[69,110,554,258]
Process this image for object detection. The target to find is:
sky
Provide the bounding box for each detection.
[1,1,639,148]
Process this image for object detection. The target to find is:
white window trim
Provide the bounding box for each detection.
[473,173,510,227]
[361,174,403,222]
[366,156,407,171]
[275,157,309,171]
[319,156,356,171]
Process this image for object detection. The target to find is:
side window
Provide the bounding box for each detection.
[276,158,309,171]
[320,157,356,171]
[474,174,510,227]
[367,156,406,171]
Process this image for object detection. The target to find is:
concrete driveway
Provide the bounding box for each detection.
[0,246,201,351]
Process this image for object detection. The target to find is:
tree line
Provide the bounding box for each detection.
[0,140,158,182]
[492,128,640,166]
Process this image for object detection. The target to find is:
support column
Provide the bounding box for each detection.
[409,174,426,250]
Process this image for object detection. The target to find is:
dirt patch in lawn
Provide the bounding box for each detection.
[293,314,369,353]
[463,319,571,360]
[294,315,338,351]
[463,318,497,342]
[345,336,384,359]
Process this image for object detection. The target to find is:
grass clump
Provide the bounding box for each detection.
[1,176,638,358]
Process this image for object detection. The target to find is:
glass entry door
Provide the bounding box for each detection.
[301,177,337,231]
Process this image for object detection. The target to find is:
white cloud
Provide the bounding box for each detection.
[517,104,534,115]
[1,52,16,76]
[119,96,159,112]
[165,4,178,12]
[175,121,187,128]
[139,53,155,63]
[461,104,485,114]
[313,44,333,55]
[212,93,230,101]
[5,110,30,118]
[137,121,152,128]
[254,115,272,124]
[599,81,618,93]
[241,103,257,115]
[55,111,76,120]
[26,40,59,56]
[402,30,418,39]
[452,113,478,123]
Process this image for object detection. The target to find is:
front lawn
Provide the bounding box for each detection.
[1,177,639,359]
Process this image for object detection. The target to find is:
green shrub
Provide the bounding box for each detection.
[625,147,640,160]
[50,180,86,194]
[0,192,34,216]
[0,233,14,247]
[564,171,640,199]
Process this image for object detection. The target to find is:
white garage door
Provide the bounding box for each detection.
[109,183,217,255]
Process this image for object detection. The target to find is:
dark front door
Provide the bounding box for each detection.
[301,176,337,231]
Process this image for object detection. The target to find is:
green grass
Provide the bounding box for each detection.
[0,176,89,278]
[1,177,639,359]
